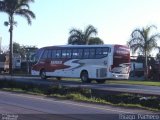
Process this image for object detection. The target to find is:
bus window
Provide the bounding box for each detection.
[96,48,103,58]
[72,49,78,58]
[62,49,67,58]
[84,49,90,58]
[56,50,61,58]
[51,49,56,58]
[102,48,109,56]
[96,48,109,58]
[41,50,48,59]
[89,49,95,58]
[47,50,52,59]
[77,49,83,58]
[66,49,72,58]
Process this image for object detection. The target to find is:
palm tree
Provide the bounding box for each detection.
[128,25,160,79]
[68,25,97,45]
[88,37,104,45]
[0,0,36,75]
[156,46,160,61]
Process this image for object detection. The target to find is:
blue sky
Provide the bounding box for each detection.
[0,0,160,53]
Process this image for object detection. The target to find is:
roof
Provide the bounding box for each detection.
[40,44,129,49]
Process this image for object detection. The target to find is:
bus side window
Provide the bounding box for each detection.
[56,50,61,58]
[35,48,43,62]
[47,50,52,59]
[102,48,109,57]
[84,49,89,59]
[66,49,72,58]
[52,49,56,59]
[62,49,67,58]
[41,50,48,59]
[89,49,95,58]
[72,49,78,59]
[96,48,103,58]
[77,49,83,58]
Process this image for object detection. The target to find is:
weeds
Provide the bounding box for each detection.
[0,79,160,111]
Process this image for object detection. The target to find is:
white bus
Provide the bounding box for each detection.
[31,44,130,83]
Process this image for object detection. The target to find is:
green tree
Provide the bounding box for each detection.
[156,46,160,61]
[13,42,37,60]
[88,37,104,45]
[13,42,21,53]
[0,0,36,75]
[68,25,98,45]
[128,25,160,79]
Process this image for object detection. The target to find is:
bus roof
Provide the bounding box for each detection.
[40,44,129,49]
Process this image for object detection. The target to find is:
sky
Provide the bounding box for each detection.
[0,0,160,55]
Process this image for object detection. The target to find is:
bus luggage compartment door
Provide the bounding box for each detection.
[96,68,107,78]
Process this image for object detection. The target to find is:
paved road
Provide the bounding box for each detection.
[0,91,158,120]
[1,75,160,96]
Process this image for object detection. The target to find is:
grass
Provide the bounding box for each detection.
[1,71,160,87]
[1,73,160,87]
[0,79,160,111]
[53,78,160,87]
[50,77,160,87]
[49,77,160,87]
[106,80,160,87]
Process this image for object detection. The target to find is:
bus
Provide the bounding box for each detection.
[31,44,130,83]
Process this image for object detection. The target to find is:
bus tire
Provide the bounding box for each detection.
[40,69,47,79]
[96,79,106,84]
[80,71,91,83]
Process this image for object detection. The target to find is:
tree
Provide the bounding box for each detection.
[88,37,104,45]
[68,25,98,45]
[13,42,26,59]
[156,46,160,61]
[0,0,36,75]
[13,42,37,60]
[128,25,160,79]
[13,42,21,53]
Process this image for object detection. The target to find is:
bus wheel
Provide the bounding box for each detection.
[96,79,106,84]
[80,71,90,83]
[40,69,47,79]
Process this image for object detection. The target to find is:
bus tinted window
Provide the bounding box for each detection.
[96,48,103,58]
[89,49,95,58]
[96,47,109,58]
[77,49,83,58]
[66,49,72,58]
[84,49,90,58]
[56,50,61,58]
[102,48,109,55]
[34,48,44,62]
[61,49,71,59]
[62,49,67,58]
[72,49,78,58]
[72,49,83,59]
[51,49,56,58]
[47,50,52,59]
[41,50,48,59]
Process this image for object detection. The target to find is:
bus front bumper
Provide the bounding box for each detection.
[111,73,129,80]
